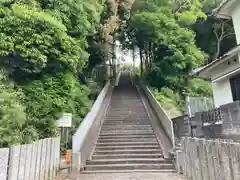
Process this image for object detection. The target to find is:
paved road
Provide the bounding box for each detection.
[60,172,186,180]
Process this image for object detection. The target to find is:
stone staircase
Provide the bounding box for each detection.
[82,72,175,173]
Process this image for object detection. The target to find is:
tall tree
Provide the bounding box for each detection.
[193,0,236,63]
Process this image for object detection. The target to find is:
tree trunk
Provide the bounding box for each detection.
[140,48,143,76]
[213,39,221,61]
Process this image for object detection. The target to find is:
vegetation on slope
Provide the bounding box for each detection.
[119,0,219,117]
[0,0,232,147]
[0,0,107,148]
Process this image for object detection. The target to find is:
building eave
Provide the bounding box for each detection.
[213,0,236,17]
[197,44,240,78]
[213,13,231,19]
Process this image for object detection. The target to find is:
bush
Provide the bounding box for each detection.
[22,72,96,141]
[152,87,183,118]
[0,71,31,147]
[151,78,213,117]
[187,78,212,97]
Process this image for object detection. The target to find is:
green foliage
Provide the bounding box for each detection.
[121,63,133,71]
[192,0,236,63]
[0,0,106,148]
[151,78,212,117]
[124,0,206,91]
[23,72,90,119]
[119,0,215,115]
[152,87,182,118]
[0,4,87,76]
[0,0,221,148]
[22,72,95,142]
[88,79,102,100]
[0,70,35,147]
[187,78,213,97]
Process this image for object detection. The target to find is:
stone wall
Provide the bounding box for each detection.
[172,115,191,138]
[220,100,240,136]
[190,101,240,139]
[176,137,240,180]
[173,101,240,143]
[203,124,223,138]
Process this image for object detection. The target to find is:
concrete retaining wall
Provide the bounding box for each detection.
[72,81,113,170]
[172,115,191,138]
[115,71,121,86]
[140,85,175,148]
[220,100,240,136]
[0,137,60,180]
[187,100,240,139]
[176,137,240,180]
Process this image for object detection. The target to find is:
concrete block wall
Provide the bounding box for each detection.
[0,137,60,180]
[172,115,191,138]
[72,80,113,170]
[220,100,240,136]
[176,137,240,180]
[141,84,175,148]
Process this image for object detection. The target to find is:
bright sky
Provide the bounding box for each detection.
[115,41,140,67]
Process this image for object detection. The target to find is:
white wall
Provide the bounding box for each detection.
[232,3,240,44]
[210,59,240,80]
[209,59,240,107]
[207,57,240,107]
[209,3,240,107]
[212,78,233,107]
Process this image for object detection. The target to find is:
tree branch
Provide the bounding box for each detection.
[174,0,190,13]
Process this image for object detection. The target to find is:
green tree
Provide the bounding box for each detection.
[191,0,236,63]
[118,0,213,114]
[0,0,106,147]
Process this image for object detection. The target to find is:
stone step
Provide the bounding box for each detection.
[104,116,149,118]
[81,73,175,174]
[105,112,148,115]
[82,169,176,174]
[106,112,147,114]
[103,120,149,123]
[103,122,150,125]
[109,104,145,107]
[101,126,153,131]
[99,132,155,135]
[98,135,156,139]
[99,131,155,136]
[105,114,148,116]
[103,119,150,122]
[102,124,152,127]
[108,105,145,108]
[99,132,155,136]
[84,163,175,171]
[95,145,160,151]
[103,120,150,124]
[107,108,141,110]
[94,149,162,155]
[102,124,151,127]
[86,158,172,165]
[97,138,157,143]
[105,111,147,113]
[91,154,164,160]
[104,118,148,121]
[96,142,159,146]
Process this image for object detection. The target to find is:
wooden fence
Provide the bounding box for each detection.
[176,137,240,180]
[0,137,60,180]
